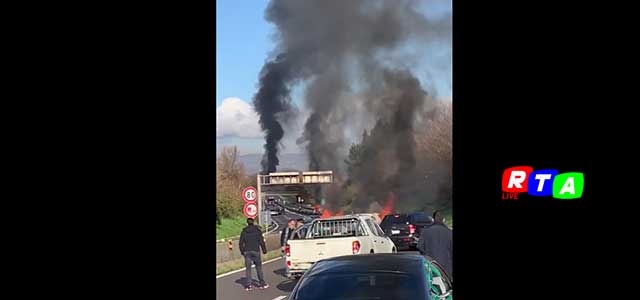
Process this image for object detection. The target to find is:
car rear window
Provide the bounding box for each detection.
[381,215,408,227]
[408,213,427,223]
[310,219,366,238]
[293,272,427,300]
[291,225,311,240]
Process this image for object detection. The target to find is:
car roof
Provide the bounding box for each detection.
[382,212,434,219]
[383,213,408,218]
[307,254,424,276]
[315,214,371,221]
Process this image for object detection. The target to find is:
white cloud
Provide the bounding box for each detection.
[216,98,264,139]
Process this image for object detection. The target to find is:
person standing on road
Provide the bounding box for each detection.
[280,219,296,278]
[239,218,268,291]
[298,219,307,239]
[292,218,307,239]
[417,210,453,278]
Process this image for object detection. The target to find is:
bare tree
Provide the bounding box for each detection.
[217,146,245,188]
[216,146,247,219]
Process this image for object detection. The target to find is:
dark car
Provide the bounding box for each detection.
[287,253,452,300]
[267,203,284,215]
[380,212,434,250]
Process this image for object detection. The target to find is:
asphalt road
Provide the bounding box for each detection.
[270,209,308,230]
[216,250,421,300]
[216,255,294,300]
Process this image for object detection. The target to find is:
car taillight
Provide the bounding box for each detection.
[352,241,361,254]
[285,244,290,256]
[409,224,416,234]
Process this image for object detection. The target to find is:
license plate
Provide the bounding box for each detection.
[391,230,400,235]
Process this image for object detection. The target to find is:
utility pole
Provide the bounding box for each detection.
[256,174,262,226]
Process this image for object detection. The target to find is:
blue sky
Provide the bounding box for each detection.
[216,0,272,108]
[216,0,452,155]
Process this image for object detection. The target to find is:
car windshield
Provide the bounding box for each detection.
[293,271,427,300]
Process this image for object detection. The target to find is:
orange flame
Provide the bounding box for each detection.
[335,211,344,216]
[320,209,333,219]
[379,192,396,219]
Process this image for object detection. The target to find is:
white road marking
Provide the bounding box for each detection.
[272,296,287,300]
[215,257,282,279]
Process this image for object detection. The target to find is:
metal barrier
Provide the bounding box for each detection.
[309,218,367,239]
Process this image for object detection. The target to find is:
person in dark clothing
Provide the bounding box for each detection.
[280,219,296,278]
[417,210,453,278]
[293,218,307,239]
[239,218,268,290]
[280,219,296,248]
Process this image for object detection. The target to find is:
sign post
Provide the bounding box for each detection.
[257,174,262,226]
[261,210,271,231]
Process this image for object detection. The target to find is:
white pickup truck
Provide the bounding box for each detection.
[285,214,397,278]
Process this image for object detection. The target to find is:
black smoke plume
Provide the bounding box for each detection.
[253,55,293,174]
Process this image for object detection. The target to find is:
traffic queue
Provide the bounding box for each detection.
[254,199,453,300]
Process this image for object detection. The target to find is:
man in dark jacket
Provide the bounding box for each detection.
[279,219,296,278]
[293,218,307,239]
[417,210,452,278]
[280,219,296,248]
[239,218,268,290]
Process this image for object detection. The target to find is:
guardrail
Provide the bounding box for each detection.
[215,220,278,243]
[216,233,281,264]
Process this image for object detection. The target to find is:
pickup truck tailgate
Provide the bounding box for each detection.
[288,238,357,271]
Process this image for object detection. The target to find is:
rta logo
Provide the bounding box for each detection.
[501,166,584,200]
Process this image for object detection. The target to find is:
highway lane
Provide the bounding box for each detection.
[270,209,307,229]
[216,250,421,300]
[216,255,295,300]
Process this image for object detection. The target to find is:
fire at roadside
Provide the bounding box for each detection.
[317,191,396,224]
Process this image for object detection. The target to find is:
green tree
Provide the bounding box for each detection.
[344,130,368,180]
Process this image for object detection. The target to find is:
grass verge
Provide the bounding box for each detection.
[216,249,282,275]
[216,215,246,240]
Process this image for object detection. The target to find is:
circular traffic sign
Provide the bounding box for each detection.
[243,202,258,219]
[242,186,257,202]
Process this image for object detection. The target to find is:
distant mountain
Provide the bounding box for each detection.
[238,153,309,176]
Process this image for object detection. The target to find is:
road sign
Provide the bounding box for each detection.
[243,202,258,219]
[242,186,257,202]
